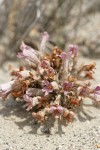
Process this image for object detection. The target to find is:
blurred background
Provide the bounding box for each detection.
[0,0,100,65]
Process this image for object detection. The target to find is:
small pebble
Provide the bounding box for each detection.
[41,127,50,134]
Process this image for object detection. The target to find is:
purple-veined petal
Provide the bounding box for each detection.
[22,48,40,64]
[17,52,26,58]
[18,42,40,65]
[20,41,39,56]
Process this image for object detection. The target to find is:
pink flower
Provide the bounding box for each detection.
[40,32,49,53]
[38,60,53,76]
[93,86,100,95]
[40,60,50,69]
[47,67,55,77]
[61,52,68,60]
[77,86,90,97]
[17,41,40,65]
[0,81,14,91]
[42,80,53,95]
[50,106,63,115]
[63,82,73,96]
[0,80,15,98]
[68,44,78,57]
[91,86,100,102]
[0,80,15,94]
[23,95,39,110]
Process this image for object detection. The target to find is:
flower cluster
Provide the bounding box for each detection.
[0,32,100,123]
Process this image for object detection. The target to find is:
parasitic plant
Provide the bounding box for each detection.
[0,32,100,123]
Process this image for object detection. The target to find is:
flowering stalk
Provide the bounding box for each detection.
[0,32,100,124]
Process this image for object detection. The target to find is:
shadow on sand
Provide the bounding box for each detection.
[0,99,99,136]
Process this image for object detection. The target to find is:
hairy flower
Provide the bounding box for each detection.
[42,80,53,95]
[17,41,40,65]
[93,86,100,95]
[90,86,100,102]
[40,32,49,54]
[68,44,78,57]
[23,95,39,110]
[77,86,90,97]
[63,82,73,96]
[0,80,15,92]
[0,33,99,125]
[0,80,15,98]
[61,52,68,60]
[38,60,55,79]
[40,60,50,69]
[47,67,55,77]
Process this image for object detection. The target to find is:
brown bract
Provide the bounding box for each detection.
[0,38,99,124]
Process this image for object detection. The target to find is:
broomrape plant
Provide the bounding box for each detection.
[0,32,100,123]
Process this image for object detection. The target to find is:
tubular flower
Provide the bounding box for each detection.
[61,52,68,60]
[42,80,53,95]
[40,60,50,69]
[43,67,55,80]
[68,44,78,57]
[40,32,49,54]
[0,80,15,97]
[0,80,15,92]
[17,41,40,65]
[23,95,39,111]
[63,82,73,96]
[0,32,99,124]
[92,86,100,95]
[77,86,90,97]
[90,86,100,102]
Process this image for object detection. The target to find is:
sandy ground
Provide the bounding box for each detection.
[0,58,100,150]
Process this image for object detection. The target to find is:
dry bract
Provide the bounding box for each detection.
[0,32,100,124]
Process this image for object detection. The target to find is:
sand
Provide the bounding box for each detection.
[0,58,100,150]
